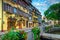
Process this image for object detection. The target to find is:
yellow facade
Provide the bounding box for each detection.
[0,0,30,31]
[3,0,29,14]
[3,11,16,31]
[0,0,2,31]
[3,12,7,31]
[0,0,40,31]
[32,11,39,27]
[2,11,28,31]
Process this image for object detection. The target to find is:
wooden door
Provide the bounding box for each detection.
[7,17,16,30]
[17,21,22,29]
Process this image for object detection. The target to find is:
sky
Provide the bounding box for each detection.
[32,0,60,16]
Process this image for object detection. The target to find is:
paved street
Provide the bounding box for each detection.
[0,27,60,40]
[27,30,33,40]
[23,28,34,40]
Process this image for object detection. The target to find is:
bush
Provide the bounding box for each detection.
[17,30,27,40]
[45,26,52,32]
[1,29,27,40]
[2,30,19,40]
[32,27,40,40]
[54,24,60,27]
[42,20,45,23]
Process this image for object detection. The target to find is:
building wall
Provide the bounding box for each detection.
[0,0,41,31]
[3,11,7,31]
[0,0,2,31]
[32,11,39,27]
[2,0,33,31]
[3,11,16,31]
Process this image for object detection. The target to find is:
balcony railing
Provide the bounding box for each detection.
[3,2,30,18]
[17,9,29,18]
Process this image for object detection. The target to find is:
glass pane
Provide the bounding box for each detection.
[14,8,17,13]
[13,0,17,2]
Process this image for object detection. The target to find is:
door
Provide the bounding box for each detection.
[17,20,22,29]
[7,17,16,30]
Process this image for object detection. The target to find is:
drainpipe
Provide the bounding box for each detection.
[1,0,3,32]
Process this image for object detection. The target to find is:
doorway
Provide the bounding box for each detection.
[7,16,16,30]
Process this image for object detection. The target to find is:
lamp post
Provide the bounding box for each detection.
[1,0,3,32]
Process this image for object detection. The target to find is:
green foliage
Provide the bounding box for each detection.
[18,31,27,40]
[44,3,60,20]
[32,27,40,40]
[2,30,19,40]
[45,26,52,32]
[42,20,45,23]
[1,30,27,40]
[54,24,60,27]
[11,27,16,30]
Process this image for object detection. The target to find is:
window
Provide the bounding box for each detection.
[13,0,17,2]
[3,3,8,11]
[7,5,10,11]
[35,13,38,17]
[3,3,14,14]
[10,7,13,13]
[13,8,17,13]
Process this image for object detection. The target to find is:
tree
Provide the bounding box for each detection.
[44,3,60,20]
[42,20,45,23]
